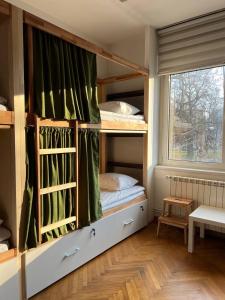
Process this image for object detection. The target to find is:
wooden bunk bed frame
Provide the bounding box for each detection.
[0,1,151,298]
[0,1,19,268]
[24,9,150,239]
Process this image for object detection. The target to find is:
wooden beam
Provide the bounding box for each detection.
[103,195,146,218]
[40,182,77,195]
[27,25,34,113]
[35,117,42,243]
[0,248,17,264]
[75,121,79,228]
[79,120,148,131]
[23,12,149,76]
[26,114,76,128]
[108,161,143,169]
[41,216,76,234]
[39,147,76,155]
[98,73,145,85]
[0,0,10,16]
[0,111,14,125]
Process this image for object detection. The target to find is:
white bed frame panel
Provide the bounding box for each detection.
[25,198,148,298]
[0,257,20,300]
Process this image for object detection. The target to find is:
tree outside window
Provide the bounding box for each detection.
[169,67,225,163]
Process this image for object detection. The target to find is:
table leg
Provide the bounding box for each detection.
[188,218,195,253]
[200,223,205,239]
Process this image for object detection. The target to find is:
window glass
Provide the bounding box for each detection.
[169,67,224,162]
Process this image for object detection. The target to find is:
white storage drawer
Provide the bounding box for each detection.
[0,257,20,300]
[25,226,98,298]
[92,199,148,253]
[26,199,148,298]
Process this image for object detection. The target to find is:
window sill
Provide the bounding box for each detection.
[155,165,225,176]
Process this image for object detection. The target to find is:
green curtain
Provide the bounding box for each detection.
[32,27,100,123]
[78,129,102,227]
[23,27,102,249]
[24,127,38,249]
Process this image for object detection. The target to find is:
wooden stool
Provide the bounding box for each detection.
[157,196,193,244]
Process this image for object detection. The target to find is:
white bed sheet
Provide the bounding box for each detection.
[100,110,145,124]
[102,191,145,211]
[101,185,145,210]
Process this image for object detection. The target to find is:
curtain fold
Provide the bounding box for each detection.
[24,127,38,249]
[78,129,102,227]
[32,28,100,123]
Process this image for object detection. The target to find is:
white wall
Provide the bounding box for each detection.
[107,33,145,94]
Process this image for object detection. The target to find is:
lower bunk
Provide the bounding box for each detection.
[24,197,148,298]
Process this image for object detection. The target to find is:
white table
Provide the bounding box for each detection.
[188,205,225,253]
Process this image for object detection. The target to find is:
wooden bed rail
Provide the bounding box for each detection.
[98,72,145,85]
[108,161,143,169]
[23,12,149,76]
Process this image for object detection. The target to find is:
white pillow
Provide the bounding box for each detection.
[0,104,7,111]
[99,101,140,115]
[100,173,138,191]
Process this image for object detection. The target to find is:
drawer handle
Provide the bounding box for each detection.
[123,219,134,226]
[90,228,96,237]
[64,247,80,259]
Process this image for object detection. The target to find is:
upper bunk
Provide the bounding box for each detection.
[79,74,148,133]
[23,12,149,134]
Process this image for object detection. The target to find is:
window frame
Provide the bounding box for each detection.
[159,69,225,171]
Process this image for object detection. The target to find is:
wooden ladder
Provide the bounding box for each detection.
[34,116,79,244]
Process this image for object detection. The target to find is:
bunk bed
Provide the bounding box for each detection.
[0,3,150,298]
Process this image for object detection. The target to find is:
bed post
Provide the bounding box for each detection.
[98,83,107,174]
[27,25,34,113]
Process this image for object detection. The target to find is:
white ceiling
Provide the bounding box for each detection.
[6,0,225,45]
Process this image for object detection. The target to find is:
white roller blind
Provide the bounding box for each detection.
[158,10,225,75]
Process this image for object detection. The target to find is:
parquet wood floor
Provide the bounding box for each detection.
[31,224,225,300]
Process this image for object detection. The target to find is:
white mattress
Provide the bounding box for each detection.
[101,185,145,211]
[0,104,7,111]
[100,110,145,124]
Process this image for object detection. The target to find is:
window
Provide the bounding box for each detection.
[169,67,225,163]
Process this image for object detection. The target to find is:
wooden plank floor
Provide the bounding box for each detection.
[31,224,225,300]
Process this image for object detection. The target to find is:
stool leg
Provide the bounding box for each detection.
[184,227,187,244]
[157,219,161,237]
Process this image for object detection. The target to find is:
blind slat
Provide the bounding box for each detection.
[158,10,225,75]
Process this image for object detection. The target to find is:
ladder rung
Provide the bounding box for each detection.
[41,216,76,234]
[39,147,76,155]
[40,182,76,195]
